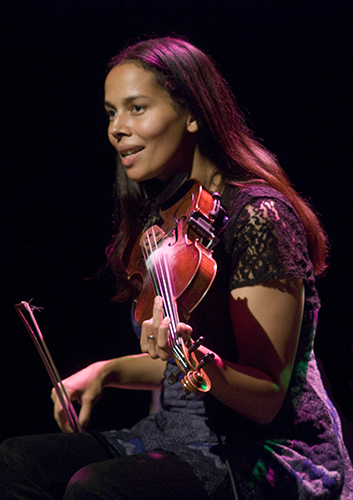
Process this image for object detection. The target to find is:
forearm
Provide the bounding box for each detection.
[99,353,166,391]
[195,345,287,425]
[54,354,166,432]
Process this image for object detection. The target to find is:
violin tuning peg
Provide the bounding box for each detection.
[168,369,181,385]
[195,353,214,372]
[180,390,190,400]
[188,336,205,354]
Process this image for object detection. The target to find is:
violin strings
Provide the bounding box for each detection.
[142,228,189,373]
[143,229,178,346]
[144,229,175,325]
[158,249,178,342]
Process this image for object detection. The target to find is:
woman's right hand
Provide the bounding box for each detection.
[51,360,110,433]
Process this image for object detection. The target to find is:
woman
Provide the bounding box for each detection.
[1,36,352,499]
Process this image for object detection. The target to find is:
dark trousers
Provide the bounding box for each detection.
[0,432,208,499]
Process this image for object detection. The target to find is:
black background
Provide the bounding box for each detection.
[1,0,352,452]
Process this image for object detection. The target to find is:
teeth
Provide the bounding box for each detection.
[121,147,143,157]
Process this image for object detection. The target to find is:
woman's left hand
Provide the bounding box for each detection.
[140,296,193,361]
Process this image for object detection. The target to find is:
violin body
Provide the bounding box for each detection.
[133,218,217,324]
[123,179,227,397]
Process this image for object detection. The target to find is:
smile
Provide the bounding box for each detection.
[118,146,144,167]
[119,145,144,157]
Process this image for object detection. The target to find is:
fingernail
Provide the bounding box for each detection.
[155,296,162,306]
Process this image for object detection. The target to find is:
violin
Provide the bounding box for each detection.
[124,179,228,397]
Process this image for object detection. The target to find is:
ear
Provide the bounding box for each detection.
[186,114,198,133]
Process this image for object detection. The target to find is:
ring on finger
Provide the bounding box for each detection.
[147,335,155,340]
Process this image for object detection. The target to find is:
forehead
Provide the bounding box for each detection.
[104,63,162,98]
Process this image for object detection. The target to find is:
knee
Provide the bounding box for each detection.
[0,435,57,479]
[0,437,41,494]
[64,464,114,500]
[0,437,28,468]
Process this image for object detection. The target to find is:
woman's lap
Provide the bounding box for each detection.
[0,432,207,499]
[64,449,208,499]
[0,432,110,499]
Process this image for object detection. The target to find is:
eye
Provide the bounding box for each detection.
[131,104,145,114]
[105,108,116,121]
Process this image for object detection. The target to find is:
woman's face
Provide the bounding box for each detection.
[104,63,197,183]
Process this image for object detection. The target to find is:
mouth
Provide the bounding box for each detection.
[118,145,144,158]
[118,145,144,168]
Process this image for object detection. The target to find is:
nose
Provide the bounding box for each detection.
[109,113,132,140]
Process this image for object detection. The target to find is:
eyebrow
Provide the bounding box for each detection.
[103,95,149,108]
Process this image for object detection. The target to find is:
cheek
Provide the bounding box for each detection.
[148,126,185,155]
[139,111,183,144]
[137,121,165,142]
[107,129,117,149]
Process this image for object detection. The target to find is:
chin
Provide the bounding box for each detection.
[125,167,166,184]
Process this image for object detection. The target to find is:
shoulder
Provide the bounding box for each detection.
[220,183,312,287]
[223,182,297,219]
[222,183,303,237]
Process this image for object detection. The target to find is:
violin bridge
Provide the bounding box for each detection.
[139,225,166,252]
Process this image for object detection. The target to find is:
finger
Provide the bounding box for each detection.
[53,398,75,433]
[140,318,155,354]
[78,397,95,432]
[152,296,164,331]
[176,322,193,344]
[52,386,78,433]
[78,379,103,431]
[140,297,164,358]
[145,333,160,360]
[156,317,171,350]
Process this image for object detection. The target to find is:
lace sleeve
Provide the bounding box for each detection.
[224,194,312,290]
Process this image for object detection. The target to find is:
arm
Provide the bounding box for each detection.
[52,353,166,433]
[141,278,304,425]
[196,277,304,424]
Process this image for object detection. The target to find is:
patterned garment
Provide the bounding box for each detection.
[102,184,353,499]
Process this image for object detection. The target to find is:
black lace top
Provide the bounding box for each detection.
[102,184,353,499]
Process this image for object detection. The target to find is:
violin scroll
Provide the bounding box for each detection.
[180,352,215,399]
[168,336,215,398]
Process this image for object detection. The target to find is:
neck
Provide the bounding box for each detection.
[190,146,223,193]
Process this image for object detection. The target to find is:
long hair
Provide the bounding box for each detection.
[106,36,328,298]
